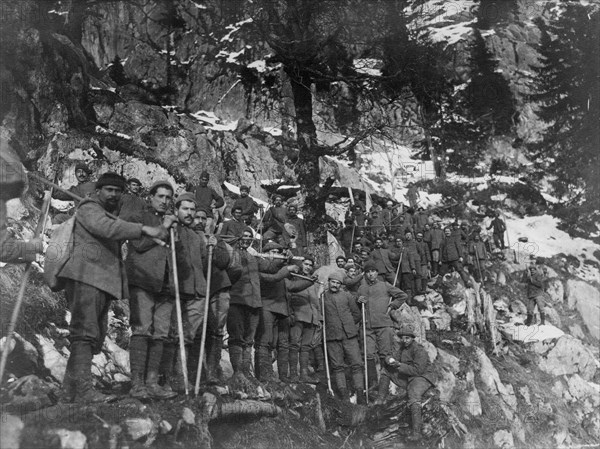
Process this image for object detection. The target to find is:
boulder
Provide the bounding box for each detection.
[437,367,456,403]
[36,335,67,382]
[48,429,87,449]
[537,335,598,380]
[182,407,195,425]
[6,375,56,412]
[569,324,586,340]
[438,273,467,305]
[124,418,155,441]
[546,278,564,303]
[437,348,460,373]
[104,337,130,374]
[565,279,600,340]
[421,341,438,363]
[463,387,482,416]
[542,306,561,327]
[474,347,517,417]
[583,411,600,440]
[566,374,600,410]
[0,414,24,449]
[493,430,514,449]
[496,271,507,286]
[499,322,564,343]
[390,304,426,342]
[509,300,527,315]
[431,309,452,331]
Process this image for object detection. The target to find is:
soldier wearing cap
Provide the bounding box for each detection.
[429,221,444,277]
[357,261,407,389]
[193,171,224,233]
[52,161,96,223]
[285,204,307,256]
[59,172,168,403]
[487,210,507,250]
[119,177,146,219]
[162,192,218,390]
[219,205,246,238]
[254,241,302,382]
[322,270,365,403]
[377,324,435,441]
[521,257,548,326]
[0,141,44,263]
[189,206,233,384]
[232,185,259,224]
[381,201,394,233]
[415,231,431,294]
[414,207,429,234]
[123,180,178,400]
[262,194,289,245]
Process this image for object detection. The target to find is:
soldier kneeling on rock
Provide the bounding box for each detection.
[375,324,436,442]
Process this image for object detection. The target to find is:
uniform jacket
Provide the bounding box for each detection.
[119,194,147,219]
[391,341,435,385]
[53,182,96,204]
[229,248,261,308]
[368,215,386,236]
[429,228,444,250]
[416,240,431,265]
[468,241,487,260]
[58,197,143,299]
[522,267,546,298]
[357,279,407,329]
[390,246,418,273]
[194,186,224,218]
[259,260,298,316]
[175,226,207,298]
[233,196,258,217]
[219,218,246,238]
[287,279,321,325]
[370,247,396,274]
[414,212,429,232]
[488,217,506,235]
[286,215,307,247]
[196,231,232,296]
[124,206,171,293]
[322,290,361,341]
[440,236,462,263]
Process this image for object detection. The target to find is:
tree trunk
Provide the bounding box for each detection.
[287,68,325,230]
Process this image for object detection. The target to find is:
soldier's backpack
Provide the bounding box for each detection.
[43,217,75,291]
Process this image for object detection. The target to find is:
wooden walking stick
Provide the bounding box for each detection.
[320,292,334,396]
[361,303,369,404]
[0,191,52,383]
[194,243,214,396]
[170,228,189,396]
[392,249,404,287]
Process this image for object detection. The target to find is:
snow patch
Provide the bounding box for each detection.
[263,127,282,137]
[353,59,382,77]
[189,111,238,131]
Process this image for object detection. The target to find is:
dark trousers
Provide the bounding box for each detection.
[440,260,470,284]
[65,280,113,354]
[256,309,290,353]
[493,232,505,250]
[382,370,432,406]
[227,303,260,349]
[327,336,363,374]
[129,286,173,339]
[363,326,394,361]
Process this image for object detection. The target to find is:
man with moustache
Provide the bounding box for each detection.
[59,173,168,403]
[52,161,96,224]
[377,325,435,442]
[219,205,247,238]
[124,180,178,400]
[193,171,224,233]
[162,193,218,391]
[119,177,146,218]
[232,185,259,224]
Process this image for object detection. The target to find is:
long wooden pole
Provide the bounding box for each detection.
[361,303,369,404]
[170,228,189,396]
[194,244,214,396]
[320,292,334,396]
[0,191,52,383]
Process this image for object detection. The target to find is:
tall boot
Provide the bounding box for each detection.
[374,375,390,405]
[256,346,274,382]
[299,351,318,384]
[60,348,77,403]
[160,341,177,392]
[206,336,222,385]
[289,348,299,382]
[146,340,177,399]
[242,347,254,378]
[334,371,349,400]
[129,336,150,400]
[407,402,423,441]
[525,313,533,326]
[277,347,290,382]
[352,370,366,403]
[229,345,243,374]
[366,359,378,390]
[70,341,117,404]
[539,312,546,325]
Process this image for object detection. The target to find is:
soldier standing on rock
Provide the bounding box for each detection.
[58,172,168,403]
[376,324,435,442]
[122,180,178,400]
[522,257,548,326]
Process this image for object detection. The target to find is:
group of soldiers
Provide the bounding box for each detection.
[1,154,547,442]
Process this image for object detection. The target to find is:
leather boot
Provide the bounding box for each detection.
[257,346,274,382]
[160,342,177,392]
[374,375,390,405]
[525,313,534,326]
[229,345,243,374]
[146,340,177,399]
[71,341,117,404]
[334,371,349,401]
[352,370,366,401]
[242,347,254,377]
[129,336,150,400]
[407,402,423,441]
[60,349,77,403]
[356,388,367,405]
[367,359,378,389]
[289,348,299,382]
[299,351,318,384]
[277,347,290,382]
[206,336,222,385]
[539,312,546,326]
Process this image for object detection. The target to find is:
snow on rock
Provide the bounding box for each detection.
[498,323,564,343]
[506,214,600,283]
[191,110,238,131]
[565,279,600,340]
